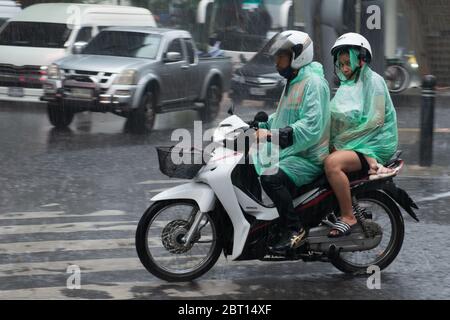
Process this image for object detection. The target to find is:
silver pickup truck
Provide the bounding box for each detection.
[41,27,232,133]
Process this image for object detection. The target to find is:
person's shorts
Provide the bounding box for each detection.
[355,151,370,175]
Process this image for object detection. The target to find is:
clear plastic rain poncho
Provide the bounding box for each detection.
[252,62,331,187]
[330,48,398,164]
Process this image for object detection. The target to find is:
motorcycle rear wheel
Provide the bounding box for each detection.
[331,190,405,274]
[136,200,222,282]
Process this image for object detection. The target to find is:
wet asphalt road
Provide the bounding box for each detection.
[0,97,449,300]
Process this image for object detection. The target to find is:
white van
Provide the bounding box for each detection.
[0,1,21,27]
[0,3,157,103]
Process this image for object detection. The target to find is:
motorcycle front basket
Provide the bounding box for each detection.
[156,146,205,179]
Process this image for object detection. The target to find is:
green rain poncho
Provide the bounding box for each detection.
[330,48,398,164]
[252,62,331,187]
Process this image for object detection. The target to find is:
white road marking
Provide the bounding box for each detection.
[0,282,140,300]
[416,191,450,203]
[0,210,127,220]
[0,275,271,299]
[40,204,61,208]
[147,188,169,193]
[396,176,450,180]
[0,238,135,255]
[0,258,140,276]
[398,128,450,133]
[137,179,188,185]
[0,221,138,235]
[0,256,216,277]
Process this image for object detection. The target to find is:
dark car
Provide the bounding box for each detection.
[229,48,286,108]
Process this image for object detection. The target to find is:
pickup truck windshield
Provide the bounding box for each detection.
[83,31,161,59]
[0,21,71,48]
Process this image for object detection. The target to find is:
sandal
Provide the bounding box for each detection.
[328,220,356,238]
[369,164,399,180]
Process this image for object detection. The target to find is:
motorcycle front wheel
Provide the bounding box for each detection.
[136,200,222,282]
[331,190,405,274]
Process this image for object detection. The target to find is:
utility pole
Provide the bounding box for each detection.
[420,75,437,167]
[355,0,362,33]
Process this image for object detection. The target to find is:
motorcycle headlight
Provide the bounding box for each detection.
[114,69,138,85]
[47,64,61,80]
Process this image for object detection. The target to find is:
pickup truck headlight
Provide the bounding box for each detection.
[114,69,138,85]
[47,64,61,80]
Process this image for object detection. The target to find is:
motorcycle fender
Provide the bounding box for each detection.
[351,179,419,222]
[382,182,420,222]
[150,182,216,213]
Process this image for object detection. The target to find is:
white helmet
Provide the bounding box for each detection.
[267,30,314,69]
[331,32,372,63]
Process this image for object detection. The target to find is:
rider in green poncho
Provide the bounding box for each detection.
[250,31,330,253]
[325,33,399,237]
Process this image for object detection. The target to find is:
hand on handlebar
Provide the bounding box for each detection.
[255,129,272,143]
[247,111,269,129]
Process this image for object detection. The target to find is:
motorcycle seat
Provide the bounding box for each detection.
[294,169,379,198]
[295,174,329,197]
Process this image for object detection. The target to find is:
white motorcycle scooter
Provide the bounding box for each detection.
[136,113,418,282]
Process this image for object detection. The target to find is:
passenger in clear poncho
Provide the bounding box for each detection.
[325,33,399,237]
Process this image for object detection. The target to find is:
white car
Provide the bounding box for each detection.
[0,3,157,103]
[0,0,21,27]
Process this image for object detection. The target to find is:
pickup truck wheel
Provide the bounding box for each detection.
[201,83,222,122]
[47,103,74,128]
[128,91,155,134]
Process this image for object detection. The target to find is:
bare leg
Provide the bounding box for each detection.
[325,151,362,236]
